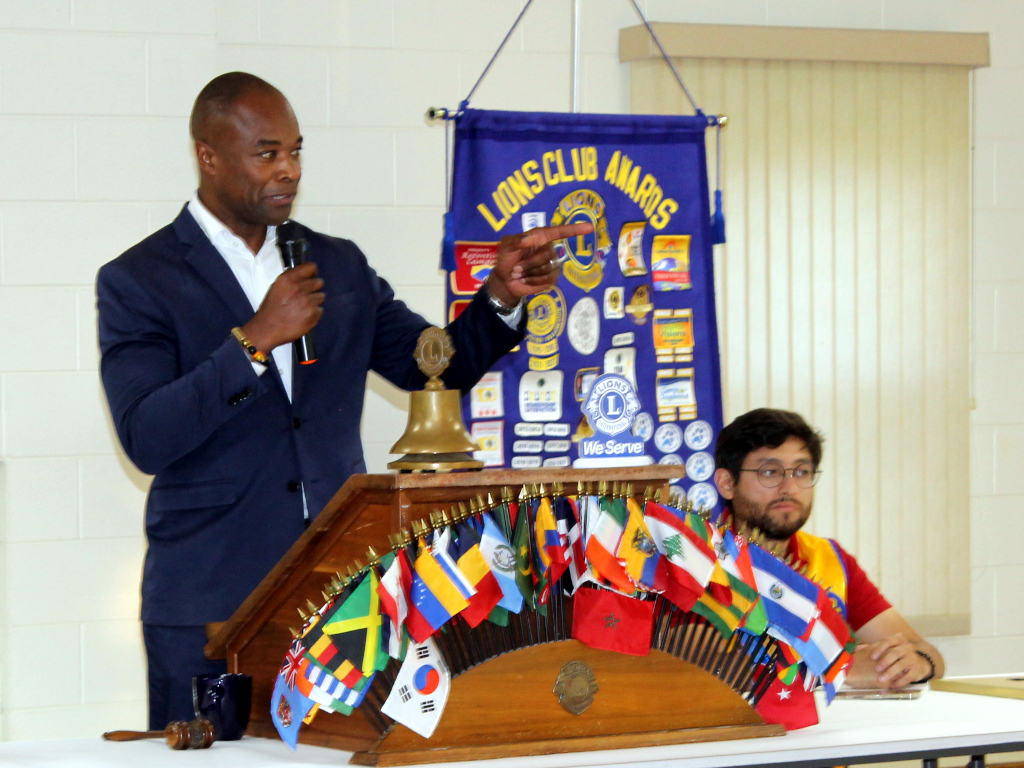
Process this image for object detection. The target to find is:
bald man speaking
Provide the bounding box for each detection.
[97,72,590,728]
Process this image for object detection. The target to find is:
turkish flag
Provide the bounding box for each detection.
[755,672,819,730]
[571,587,653,656]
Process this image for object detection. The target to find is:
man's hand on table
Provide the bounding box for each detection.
[847,632,932,689]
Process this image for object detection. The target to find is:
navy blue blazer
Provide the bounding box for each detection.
[98,206,522,626]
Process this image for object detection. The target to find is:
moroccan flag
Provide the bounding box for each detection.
[755,671,819,731]
[617,496,661,590]
[455,519,504,627]
[512,498,535,608]
[585,496,633,594]
[571,586,654,656]
[406,537,470,642]
[644,501,716,609]
[479,511,523,612]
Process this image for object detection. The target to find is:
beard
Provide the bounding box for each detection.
[730,493,812,541]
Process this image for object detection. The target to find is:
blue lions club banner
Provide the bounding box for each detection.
[445,109,724,511]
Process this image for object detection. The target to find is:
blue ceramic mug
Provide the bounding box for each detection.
[193,673,252,741]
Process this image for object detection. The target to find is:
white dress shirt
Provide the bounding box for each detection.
[187,194,296,400]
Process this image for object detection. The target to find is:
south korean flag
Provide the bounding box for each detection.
[381,638,451,738]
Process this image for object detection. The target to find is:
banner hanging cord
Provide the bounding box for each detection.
[458,0,536,113]
[625,0,703,117]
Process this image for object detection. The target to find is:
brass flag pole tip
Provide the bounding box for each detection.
[388,327,483,472]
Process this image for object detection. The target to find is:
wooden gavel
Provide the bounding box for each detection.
[103,718,216,750]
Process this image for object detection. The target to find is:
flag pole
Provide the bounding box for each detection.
[570,0,581,112]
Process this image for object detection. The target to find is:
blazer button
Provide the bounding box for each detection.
[287,480,301,493]
[293,417,301,429]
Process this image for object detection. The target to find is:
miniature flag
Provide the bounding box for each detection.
[755,671,819,731]
[572,586,654,656]
[644,501,716,609]
[714,530,760,616]
[432,526,477,601]
[407,538,469,641]
[381,638,451,738]
[585,496,634,594]
[617,496,661,590]
[271,671,315,750]
[535,496,569,584]
[556,496,588,593]
[280,638,305,689]
[378,550,412,659]
[748,543,822,640]
[692,591,743,637]
[321,568,389,677]
[528,499,550,610]
[304,663,374,715]
[512,500,535,608]
[455,519,504,627]
[787,591,851,677]
[479,511,523,612]
[822,646,854,703]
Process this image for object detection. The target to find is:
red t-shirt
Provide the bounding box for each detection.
[786,537,891,632]
[835,542,892,631]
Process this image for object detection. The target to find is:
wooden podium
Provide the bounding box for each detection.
[205,467,784,765]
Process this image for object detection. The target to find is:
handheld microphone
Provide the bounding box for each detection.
[276,220,317,365]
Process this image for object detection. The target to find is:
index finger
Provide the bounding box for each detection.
[519,222,594,249]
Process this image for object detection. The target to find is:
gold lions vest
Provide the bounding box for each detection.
[792,530,849,621]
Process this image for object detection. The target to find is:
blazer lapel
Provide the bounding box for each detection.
[173,205,289,398]
[174,206,255,326]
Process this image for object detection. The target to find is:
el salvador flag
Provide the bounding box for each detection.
[747,544,821,640]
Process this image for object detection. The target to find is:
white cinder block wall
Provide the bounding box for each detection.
[0,0,1018,741]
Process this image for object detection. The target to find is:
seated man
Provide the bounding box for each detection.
[712,408,944,689]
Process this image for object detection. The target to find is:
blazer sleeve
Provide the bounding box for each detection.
[358,249,523,394]
[97,259,269,476]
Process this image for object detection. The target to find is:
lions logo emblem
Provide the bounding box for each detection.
[551,189,611,292]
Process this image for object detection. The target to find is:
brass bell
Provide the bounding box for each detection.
[388,328,483,472]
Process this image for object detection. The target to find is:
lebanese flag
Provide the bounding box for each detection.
[755,671,819,730]
[644,501,716,609]
[571,586,654,656]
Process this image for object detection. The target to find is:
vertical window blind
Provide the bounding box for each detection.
[629,44,975,635]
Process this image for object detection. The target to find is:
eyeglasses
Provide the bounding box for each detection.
[739,463,821,489]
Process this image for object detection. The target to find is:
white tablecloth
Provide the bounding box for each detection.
[3,690,1023,768]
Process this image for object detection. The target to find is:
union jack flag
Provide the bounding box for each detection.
[280,639,305,688]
